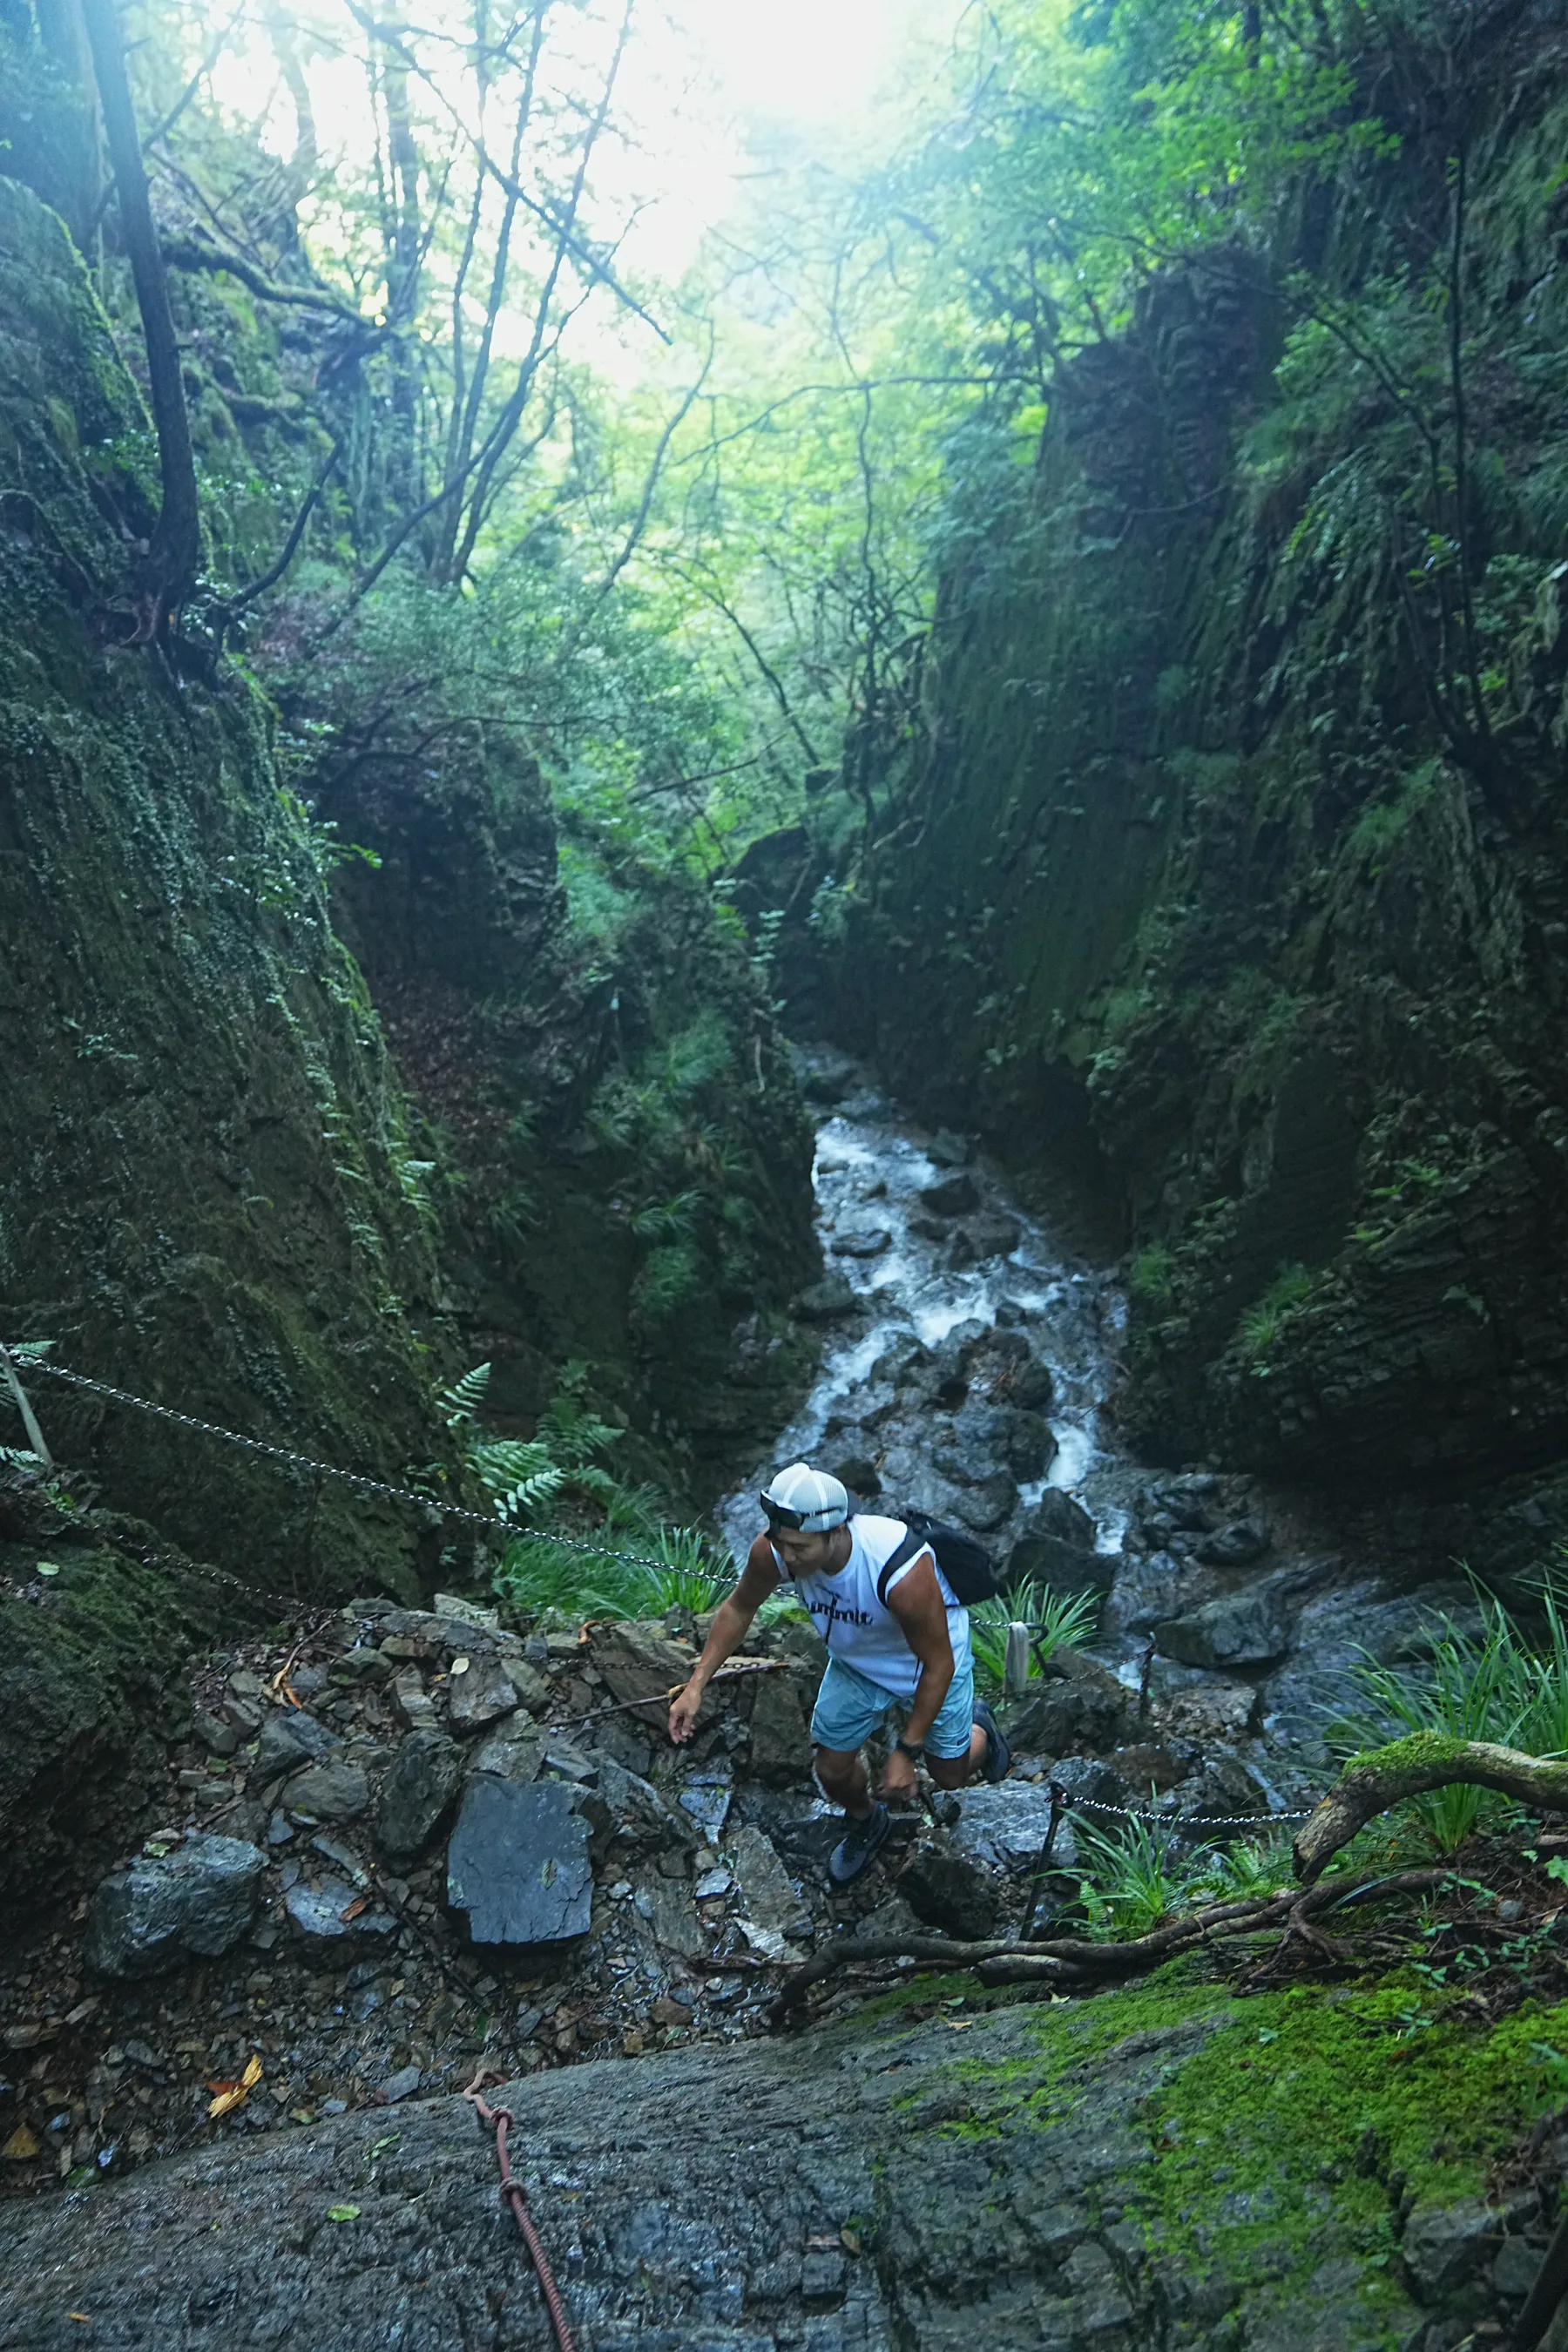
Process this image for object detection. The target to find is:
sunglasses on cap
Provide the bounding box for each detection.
[760,1493,810,1530]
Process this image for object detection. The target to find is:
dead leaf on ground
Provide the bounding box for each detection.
[340,1896,368,1923]
[2,2126,41,2161]
[207,2054,262,2119]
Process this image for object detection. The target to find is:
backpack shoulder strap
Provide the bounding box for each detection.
[875,1523,927,1609]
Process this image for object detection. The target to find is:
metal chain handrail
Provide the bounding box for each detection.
[1063,1791,1314,1835]
[3,1348,728,1580]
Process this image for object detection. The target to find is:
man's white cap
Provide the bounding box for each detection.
[760,1461,849,1533]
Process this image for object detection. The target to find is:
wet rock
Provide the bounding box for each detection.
[747,1666,816,1786]
[795,1274,862,1320]
[1029,1490,1095,1551]
[193,1712,239,1758]
[632,1869,705,1959]
[677,1769,733,1837]
[499,1656,551,1713]
[728,1823,812,1945]
[966,1213,1022,1260]
[1156,1588,1292,1670]
[588,1621,695,1709]
[376,1729,463,1861]
[950,1782,1060,1874]
[1493,2234,1545,2298]
[1007,1658,1133,1754]
[333,1646,394,1686]
[597,1756,698,1855]
[1158,1675,1260,1745]
[1145,1475,1219,1531]
[542,1733,598,1783]
[928,1130,971,1168]
[909,1211,952,1243]
[1109,1741,1191,1794]
[469,1728,544,1782]
[829,1452,882,1498]
[0,1992,1427,2348]
[280,1760,370,1822]
[920,1173,980,1217]
[1000,1410,1057,1478]
[446,1650,517,1733]
[871,1335,934,1388]
[1197,1517,1273,1567]
[446,1778,593,1946]
[1103,1549,1215,1637]
[830,1227,892,1258]
[252,1711,338,1785]
[899,1833,1000,1938]
[375,2065,422,2105]
[952,1472,1017,1532]
[1181,1751,1281,1828]
[85,1835,266,1977]
[1009,1501,1111,1601]
[283,1876,396,1958]
[390,1669,438,1732]
[1005,1355,1056,1412]
[1402,2201,1504,2300]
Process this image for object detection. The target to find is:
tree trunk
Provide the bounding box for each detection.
[31,0,105,259]
[381,44,422,517]
[79,0,200,639]
[1294,1736,1568,1882]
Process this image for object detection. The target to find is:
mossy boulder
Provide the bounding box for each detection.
[0,1511,233,1902]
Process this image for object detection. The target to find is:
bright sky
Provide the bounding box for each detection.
[210,0,963,341]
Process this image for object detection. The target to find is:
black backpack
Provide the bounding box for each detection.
[873,1506,1001,1608]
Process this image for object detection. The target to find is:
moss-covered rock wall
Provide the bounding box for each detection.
[0,175,461,1597]
[824,23,1568,1507]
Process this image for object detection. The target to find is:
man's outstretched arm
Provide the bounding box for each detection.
[669,1535,781,1744]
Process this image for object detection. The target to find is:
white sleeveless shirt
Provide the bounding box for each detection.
[770,1513,973,1701]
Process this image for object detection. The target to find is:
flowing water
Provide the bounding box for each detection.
[720,1052,1137,1592]
[718,1051,1461,1824]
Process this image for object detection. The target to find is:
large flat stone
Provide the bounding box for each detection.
[445,1777,592,1946]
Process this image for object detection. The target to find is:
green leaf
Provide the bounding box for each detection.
[327,2204,362,2223]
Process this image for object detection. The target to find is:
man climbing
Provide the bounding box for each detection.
[668,1463,1010,1886]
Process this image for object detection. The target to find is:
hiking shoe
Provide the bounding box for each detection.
[828,1803,892,1888]
[974,1698,1011,1785]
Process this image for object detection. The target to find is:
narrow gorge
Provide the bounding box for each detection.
[6,3,1568,2349]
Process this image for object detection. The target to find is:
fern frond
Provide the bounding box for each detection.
[439,1362,492,1428]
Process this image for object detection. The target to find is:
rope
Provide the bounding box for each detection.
[462,2072,577,2352]
[3,1348,729,1581]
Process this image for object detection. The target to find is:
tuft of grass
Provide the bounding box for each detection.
[1235,1261,1315,1359]
[1129,1242,1176,1307]
[1071,1814,1194,1938]
[1328,1578,1568,1851]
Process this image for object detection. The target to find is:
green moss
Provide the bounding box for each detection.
[1343,1731,1480,1774]
[901,1972,1568,2332]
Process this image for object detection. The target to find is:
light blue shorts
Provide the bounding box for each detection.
[810,1653,977,1761]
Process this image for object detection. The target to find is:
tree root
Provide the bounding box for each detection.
[768,1870,1456,2023]
[1293,1737,1568,1882]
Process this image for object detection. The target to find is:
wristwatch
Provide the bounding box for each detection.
[895,1737,925,1764]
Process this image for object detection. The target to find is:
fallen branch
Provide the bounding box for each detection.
[1294,1737,1568,1882]
[770,1869,1460,2021]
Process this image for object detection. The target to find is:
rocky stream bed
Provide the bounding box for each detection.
[3,1059,1567,2349]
